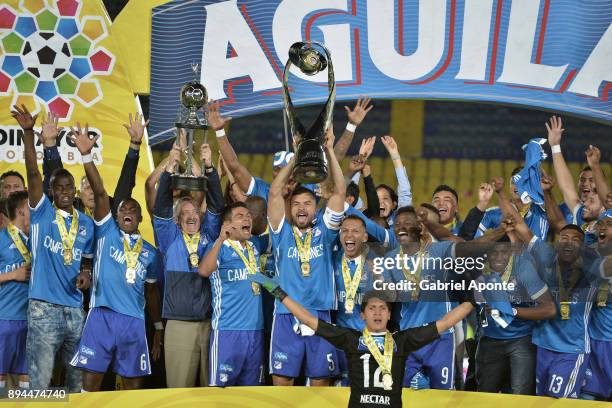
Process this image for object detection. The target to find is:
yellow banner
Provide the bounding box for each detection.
[1,387,607,407]
[0,0,154,241]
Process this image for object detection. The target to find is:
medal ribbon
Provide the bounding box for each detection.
[555,259,580,302]
[342,255,363,307]
[399,244,427,300]
[7,223,30,264]
[227,240,257,274]
[362,328,394,376]
[597,281,609,307]
[55,207,79,260]
[182,231,200,260]
[123,234,143,271]
[292,227,312,266]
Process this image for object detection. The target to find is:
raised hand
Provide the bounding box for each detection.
[70,122,98,155]
[501,217,515,233]
[218,221,233,241]
[349,155,366,174]
[217,154,227,178]
[359,136,376,159]
[206,100,230,131]
[380,135,399,156]
[478,183,494,205]
[585,145,601,168]
[325,126,335,150]
[39,111,62,147]
[10,104,38,130]
[344,97,373,126]
[200,143,212,168]
[165,143,182,173]
[123,112,149,143]
[545,116,564,146]
[541,175,554,192]
[490,177,504,193]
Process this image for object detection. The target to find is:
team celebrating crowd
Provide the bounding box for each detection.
[0,99,611,406]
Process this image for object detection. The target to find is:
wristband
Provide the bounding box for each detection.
[345,122,357,133]
[551,145,561,154]
[391,155,401,161]
[130,139,142,145]
[154,321,164,331]
[81,153,92,163]
[215,129,226,138]
[271,286,288,301]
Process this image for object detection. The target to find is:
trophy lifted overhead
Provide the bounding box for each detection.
[172,63,208,192]
[283,41,336,184]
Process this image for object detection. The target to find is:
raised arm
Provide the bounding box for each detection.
[334,97,373,161]
[541,175,567,233]
[112,113,148,215]
[268,157,294,230]
[71,123,108,221]
[198,223,231,277]
[362,164,380,218]
[459,183,493,240]
[325,128,347,213]
[153,145,181,219]
[586,145,609,207]
[11,105,40,206]
[547,116,580,210]
[207,101,253,193]
[39,111,63,198]
[436,302,474,334]
[381,135,412,207]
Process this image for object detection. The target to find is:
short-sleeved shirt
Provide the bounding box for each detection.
[270,210,341,314]
[529,238,603,353]
[481,255,549,340]
[90,213,158,320]
[571,204,597,246]
[0,227,29,320]
[476,205,548,240]
[333,251,376,331]
[29,195,94,307]
[384,241,456,331]
[209,240,264,330]
[316,320,439,408]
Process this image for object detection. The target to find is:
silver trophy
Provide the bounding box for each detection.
[282,42,336,184]
[173,63,208,191]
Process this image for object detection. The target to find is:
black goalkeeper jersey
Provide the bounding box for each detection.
[315,320,439,408]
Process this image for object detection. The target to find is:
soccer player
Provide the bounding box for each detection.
[0,171,26,230]
[513,218,610,398]
[13,105,94,392]
[152,142,223,388]
[200,202,266,386]
[255,273,475,408]
[333,215,377,385]
[547,116,604,244]
[581,210,612,400]
[474,242,556,395]
[267,130,345,386]
[0,191,31,389]
[67,124,163,391]
[432,185,462,235]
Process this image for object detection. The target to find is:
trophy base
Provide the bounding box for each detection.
[293,163,328,184]
[293,139,328,184]
[175,122,208,130]
[171,174,208,192]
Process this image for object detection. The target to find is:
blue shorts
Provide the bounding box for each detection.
[270,311,339,378]
[70,307,150,378]
[403,332,454,389]
[0,320,27,375]
[209,329,265,386]
[535,346,588,398]
[582,339,612,399]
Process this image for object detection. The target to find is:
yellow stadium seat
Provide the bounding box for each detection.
[568,162,583,181]
[260,154,273,181]
[237,154,252,172]
[249,154,266,179]
[488,160,504,180]
[504,160,519,178]
[457,160,473,203]
[473,160,487,184]
[369,157,386,185]
[443,159,458,189]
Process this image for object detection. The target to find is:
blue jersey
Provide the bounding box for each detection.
[559,202,574,224]
[477,205,548,240]
[90,213,158,320]
[385,241,456,331]
[0,227,29,320]
[571,204,597,246]
[270,209,341,314]
[529,238,603,353]
[250,230,275,277]
[589,301,612,342]
[29,195,94,308]
[333,251,376,331]
[481,255,548,340]
[344,205,396,248]
[210,240,264,330]
[247,176,319,203]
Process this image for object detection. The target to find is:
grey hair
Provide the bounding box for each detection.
[172,196,197,223]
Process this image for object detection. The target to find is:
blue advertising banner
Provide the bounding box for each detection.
[149,0,612,143]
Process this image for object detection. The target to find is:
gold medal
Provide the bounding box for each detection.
[189,252,199,268]
[252,282,261,296]
[382,373,393,390]
[63,249,73,265]
[55,207,79,266]
[560,302,570,320]
[597,282,608,307]
[400,244,427,301]
[345,298,355,314]
[301,262,310,277]
[126,267,136,284]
